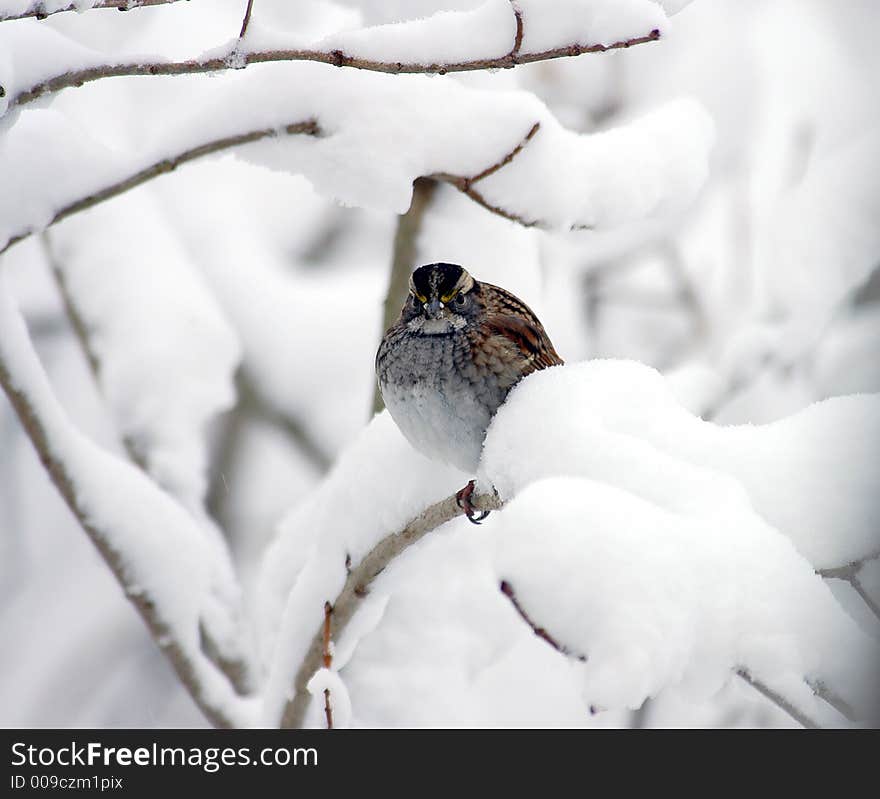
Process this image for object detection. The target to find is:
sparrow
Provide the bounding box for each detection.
[376,262,563,522]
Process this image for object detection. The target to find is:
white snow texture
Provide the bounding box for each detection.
[0,0,878,730]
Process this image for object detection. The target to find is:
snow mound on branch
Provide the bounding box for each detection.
[480,359,880,570]
[230,66,713,227]
[259,359,879,725]
[257,412,466,724]
[0,58,713,250]
[51,191,241,513]
[491,477,879,715]
[0,281,253,725]
[315,0,668,64]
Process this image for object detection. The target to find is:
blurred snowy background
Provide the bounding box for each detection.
[1,0,878,728]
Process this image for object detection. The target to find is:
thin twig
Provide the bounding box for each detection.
[322,601,334,730]
[0,0,188,23]
[499,580,587,661]
[238,0,254,40]
[0,119,321,257]
[507,1,524,59]
[280,487,503,728]
[4,30,661,113]
[429,120,576,232]
[0,316,237,728]
[463,121,540,187]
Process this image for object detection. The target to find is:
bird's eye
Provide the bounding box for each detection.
[454,293,466,306]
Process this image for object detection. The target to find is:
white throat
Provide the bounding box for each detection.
[407,315,466,334]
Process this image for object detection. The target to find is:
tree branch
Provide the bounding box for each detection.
[499,580,587,661]
[0,0,188,23]
[499,577,846,728]
[238,0,254,41]
[430,121,585,231]
[1,117,551,259]
[5,29,661,113]
[322,601,334,730]
[280,486,503,728]
[0,119,321,257]
[0,310,239,728]
[373,177,438,414]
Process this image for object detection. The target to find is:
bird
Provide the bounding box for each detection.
[376,262,563,523]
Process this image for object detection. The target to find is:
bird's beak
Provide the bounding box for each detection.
[424,298,444,318]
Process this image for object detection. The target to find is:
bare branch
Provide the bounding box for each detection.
[322,601,334,730]
[5,29,661,113]
[0,314,238,728]
[429,121,572,231]
[238,0,254,41]
[0,119,321,257]
[373,177,438,414]
[461,120,540,187]
[0,0,188,23]
[499,580,587,661]
[280,486,503,728]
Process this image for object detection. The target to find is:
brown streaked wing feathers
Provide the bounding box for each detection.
[479,282,563,373]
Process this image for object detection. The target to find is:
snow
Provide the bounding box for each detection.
[2,0,879,730]
[480,360,880,570]
[0,61,714,253]
[252,360,879,726]
[306,668,352,728]
[0,17,150,121]
[490,477,879,715]
[0,278,255,726]
[257,411,465,724]
[314,0,515,64]
[516,0,667,54]
[49,190,242,513]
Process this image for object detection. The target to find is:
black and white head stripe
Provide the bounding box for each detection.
[409,263,475,303]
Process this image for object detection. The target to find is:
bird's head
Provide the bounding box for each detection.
[406,263,477,330]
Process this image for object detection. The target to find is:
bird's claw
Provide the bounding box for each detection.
[456,480,490,525]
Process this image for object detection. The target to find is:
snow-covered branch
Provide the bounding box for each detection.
[0,119,321,256]
[431,121,551,228]
[500,577,836,728]
[0,0,186,23]
[0,283,255,727]
[280,485,502,728]
[2,0,665,114]
[0,70,712,256]
[818,552,880,622]
[499,580,587,661]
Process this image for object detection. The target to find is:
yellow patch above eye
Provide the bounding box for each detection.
[440,290,457,303]
[414,292,427,303]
